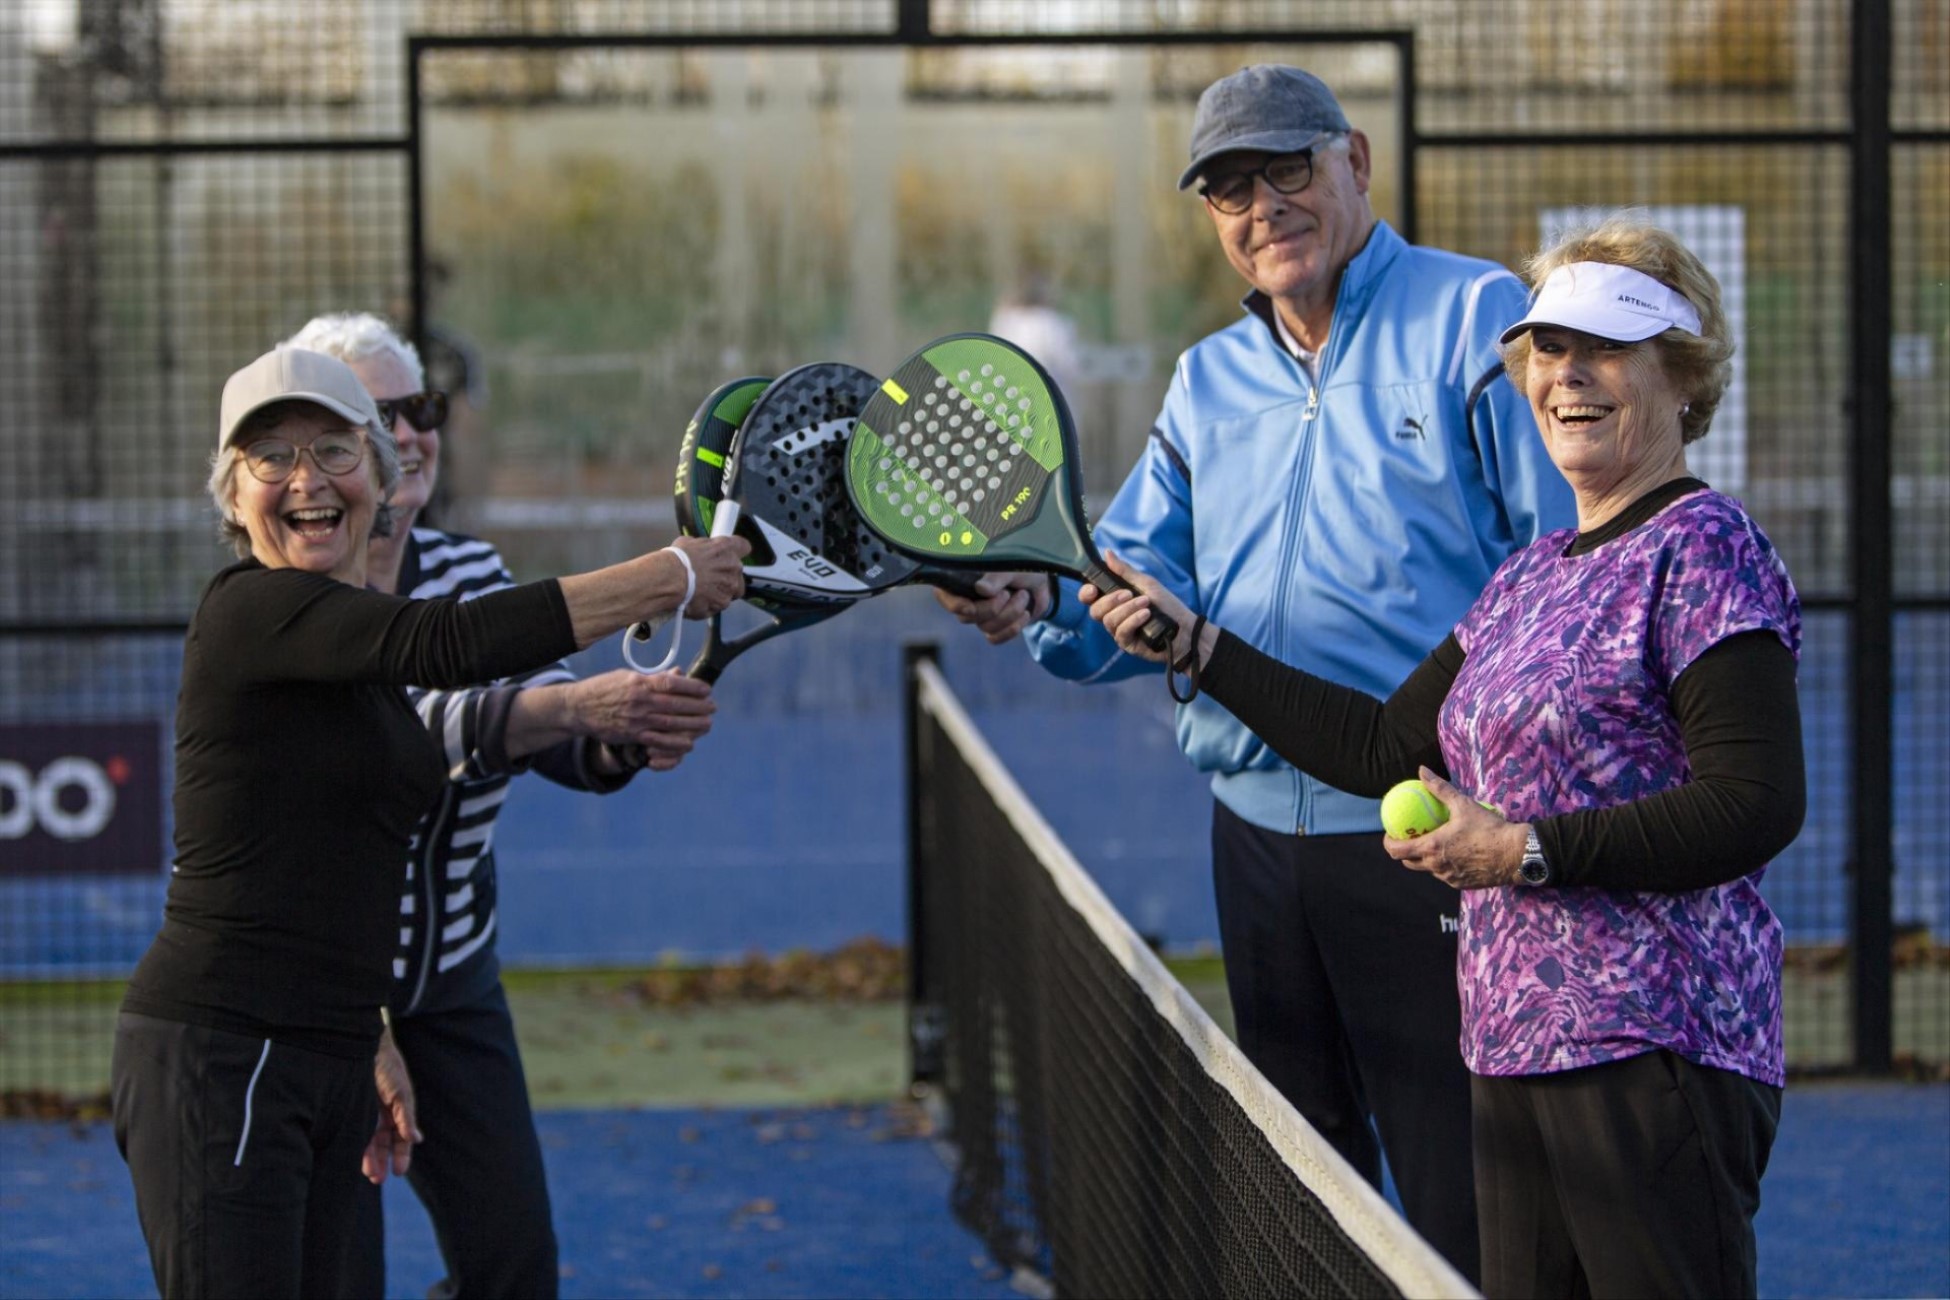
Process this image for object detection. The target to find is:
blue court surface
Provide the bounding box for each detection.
[3,1083,1944,1299]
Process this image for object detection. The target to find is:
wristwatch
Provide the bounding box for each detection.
[1518,826,1552,886]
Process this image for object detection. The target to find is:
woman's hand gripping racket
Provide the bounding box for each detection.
[614,376,847,768]
[621,378,769,676]
[626,375,841,685]
[843,332,1177,654]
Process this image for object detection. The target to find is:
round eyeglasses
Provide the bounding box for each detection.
[1198,148,1326,215]
[241,430,368,483]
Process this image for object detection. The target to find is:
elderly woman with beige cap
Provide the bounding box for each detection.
[108,346,746,1299]
[1081,217,1806,1299]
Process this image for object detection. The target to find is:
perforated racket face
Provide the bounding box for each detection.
[846,334,1094,576]
[733,362,923,602]
[674,376,770,538]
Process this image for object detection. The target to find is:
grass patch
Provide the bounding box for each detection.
[4,947,1943,1114]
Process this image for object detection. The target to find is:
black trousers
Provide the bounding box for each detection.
[1473,1051,1781,1300]
[348,982,558,1300]
[110,1011,377,1300]
[1211,803,1480,1284]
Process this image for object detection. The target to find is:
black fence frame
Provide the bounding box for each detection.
[2,0,1935,1074]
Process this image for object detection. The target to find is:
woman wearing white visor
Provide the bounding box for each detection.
[1077,217,1805,1299]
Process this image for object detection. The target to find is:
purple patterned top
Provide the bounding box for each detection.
[1441,488,1800,1085]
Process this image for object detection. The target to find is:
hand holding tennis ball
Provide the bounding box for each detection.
[1381,779,1450,839]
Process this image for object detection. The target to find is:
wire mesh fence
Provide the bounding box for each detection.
[2,0,1944,1104]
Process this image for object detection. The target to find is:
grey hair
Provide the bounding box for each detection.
[283,311,426,388]
[208,400,401,557]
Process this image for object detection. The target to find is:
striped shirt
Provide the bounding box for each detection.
[392,527,629,1015]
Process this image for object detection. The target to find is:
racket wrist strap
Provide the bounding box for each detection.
[1167,613,1207,705]
[621,546,696,675]
[663,544,698,618]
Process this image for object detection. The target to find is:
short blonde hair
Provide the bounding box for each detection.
[208,401,400,557]
[1503,215,1734,444]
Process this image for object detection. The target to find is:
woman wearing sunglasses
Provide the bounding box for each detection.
[108,345,747,1299]
[283,312,724,1298]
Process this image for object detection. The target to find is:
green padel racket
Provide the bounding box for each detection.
[845,332,1176,653]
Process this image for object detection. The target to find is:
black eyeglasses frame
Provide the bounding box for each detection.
[1197,145,1336,215]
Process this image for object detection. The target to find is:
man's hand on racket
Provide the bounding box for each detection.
[668,534,750,618]
[1083,552,1213,669]
[1385,766,1528,890]
[569,668,714,772]
[934,572,1054,645]
[364,1023,422,1186]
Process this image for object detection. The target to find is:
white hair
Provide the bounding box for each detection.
[283,312,426,388]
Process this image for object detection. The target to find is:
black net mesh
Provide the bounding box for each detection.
[908,659,1472,1300]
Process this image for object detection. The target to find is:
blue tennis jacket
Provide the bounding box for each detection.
[1025,220,1577,836]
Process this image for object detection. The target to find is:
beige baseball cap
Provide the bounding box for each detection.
[218,346,381,449]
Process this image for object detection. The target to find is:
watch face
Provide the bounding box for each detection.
[1520,856,1550,886]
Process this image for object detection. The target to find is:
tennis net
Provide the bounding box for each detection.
[904,652,1476,1300]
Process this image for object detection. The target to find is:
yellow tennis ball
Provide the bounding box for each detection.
[1380,779,1450,839]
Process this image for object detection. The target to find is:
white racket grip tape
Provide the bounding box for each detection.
[621,545,696,675]
[710,499,741,538]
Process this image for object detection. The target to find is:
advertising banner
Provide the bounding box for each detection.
[0,722,164,877]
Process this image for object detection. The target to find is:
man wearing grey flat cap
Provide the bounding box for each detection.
[937,64,1575,1280]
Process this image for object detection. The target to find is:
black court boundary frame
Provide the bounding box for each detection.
[0,0,1928,1075]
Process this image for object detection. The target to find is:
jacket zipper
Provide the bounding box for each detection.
[402,786,457,1015]
[1276,283,1357,833]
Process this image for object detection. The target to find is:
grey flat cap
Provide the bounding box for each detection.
[1178,65,1352,191]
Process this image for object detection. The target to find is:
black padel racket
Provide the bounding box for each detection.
[845,332,1176,652]
[673,374,850,684]
[674,375,770,539]
[622,374,839,686]
[730,362,982,604]
[623,377,769,676]
[683,596,847,685]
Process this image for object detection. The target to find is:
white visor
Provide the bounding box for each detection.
[1499,261,1703,346]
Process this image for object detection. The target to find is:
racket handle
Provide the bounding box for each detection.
[930,573,986,601]
[710,499,742,539]
[683,614,728,684]
[1080,560,1179,657]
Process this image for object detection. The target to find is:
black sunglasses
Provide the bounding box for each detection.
[374,390,449,430]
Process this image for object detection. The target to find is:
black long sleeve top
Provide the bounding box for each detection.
[121,560,577,1056]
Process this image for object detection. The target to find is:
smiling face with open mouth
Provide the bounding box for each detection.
[348,350,440,524]
[233,403,383,583]
[1525,325,1690,518]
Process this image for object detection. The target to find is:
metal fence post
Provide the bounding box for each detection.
[1848,0,1894,1074]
